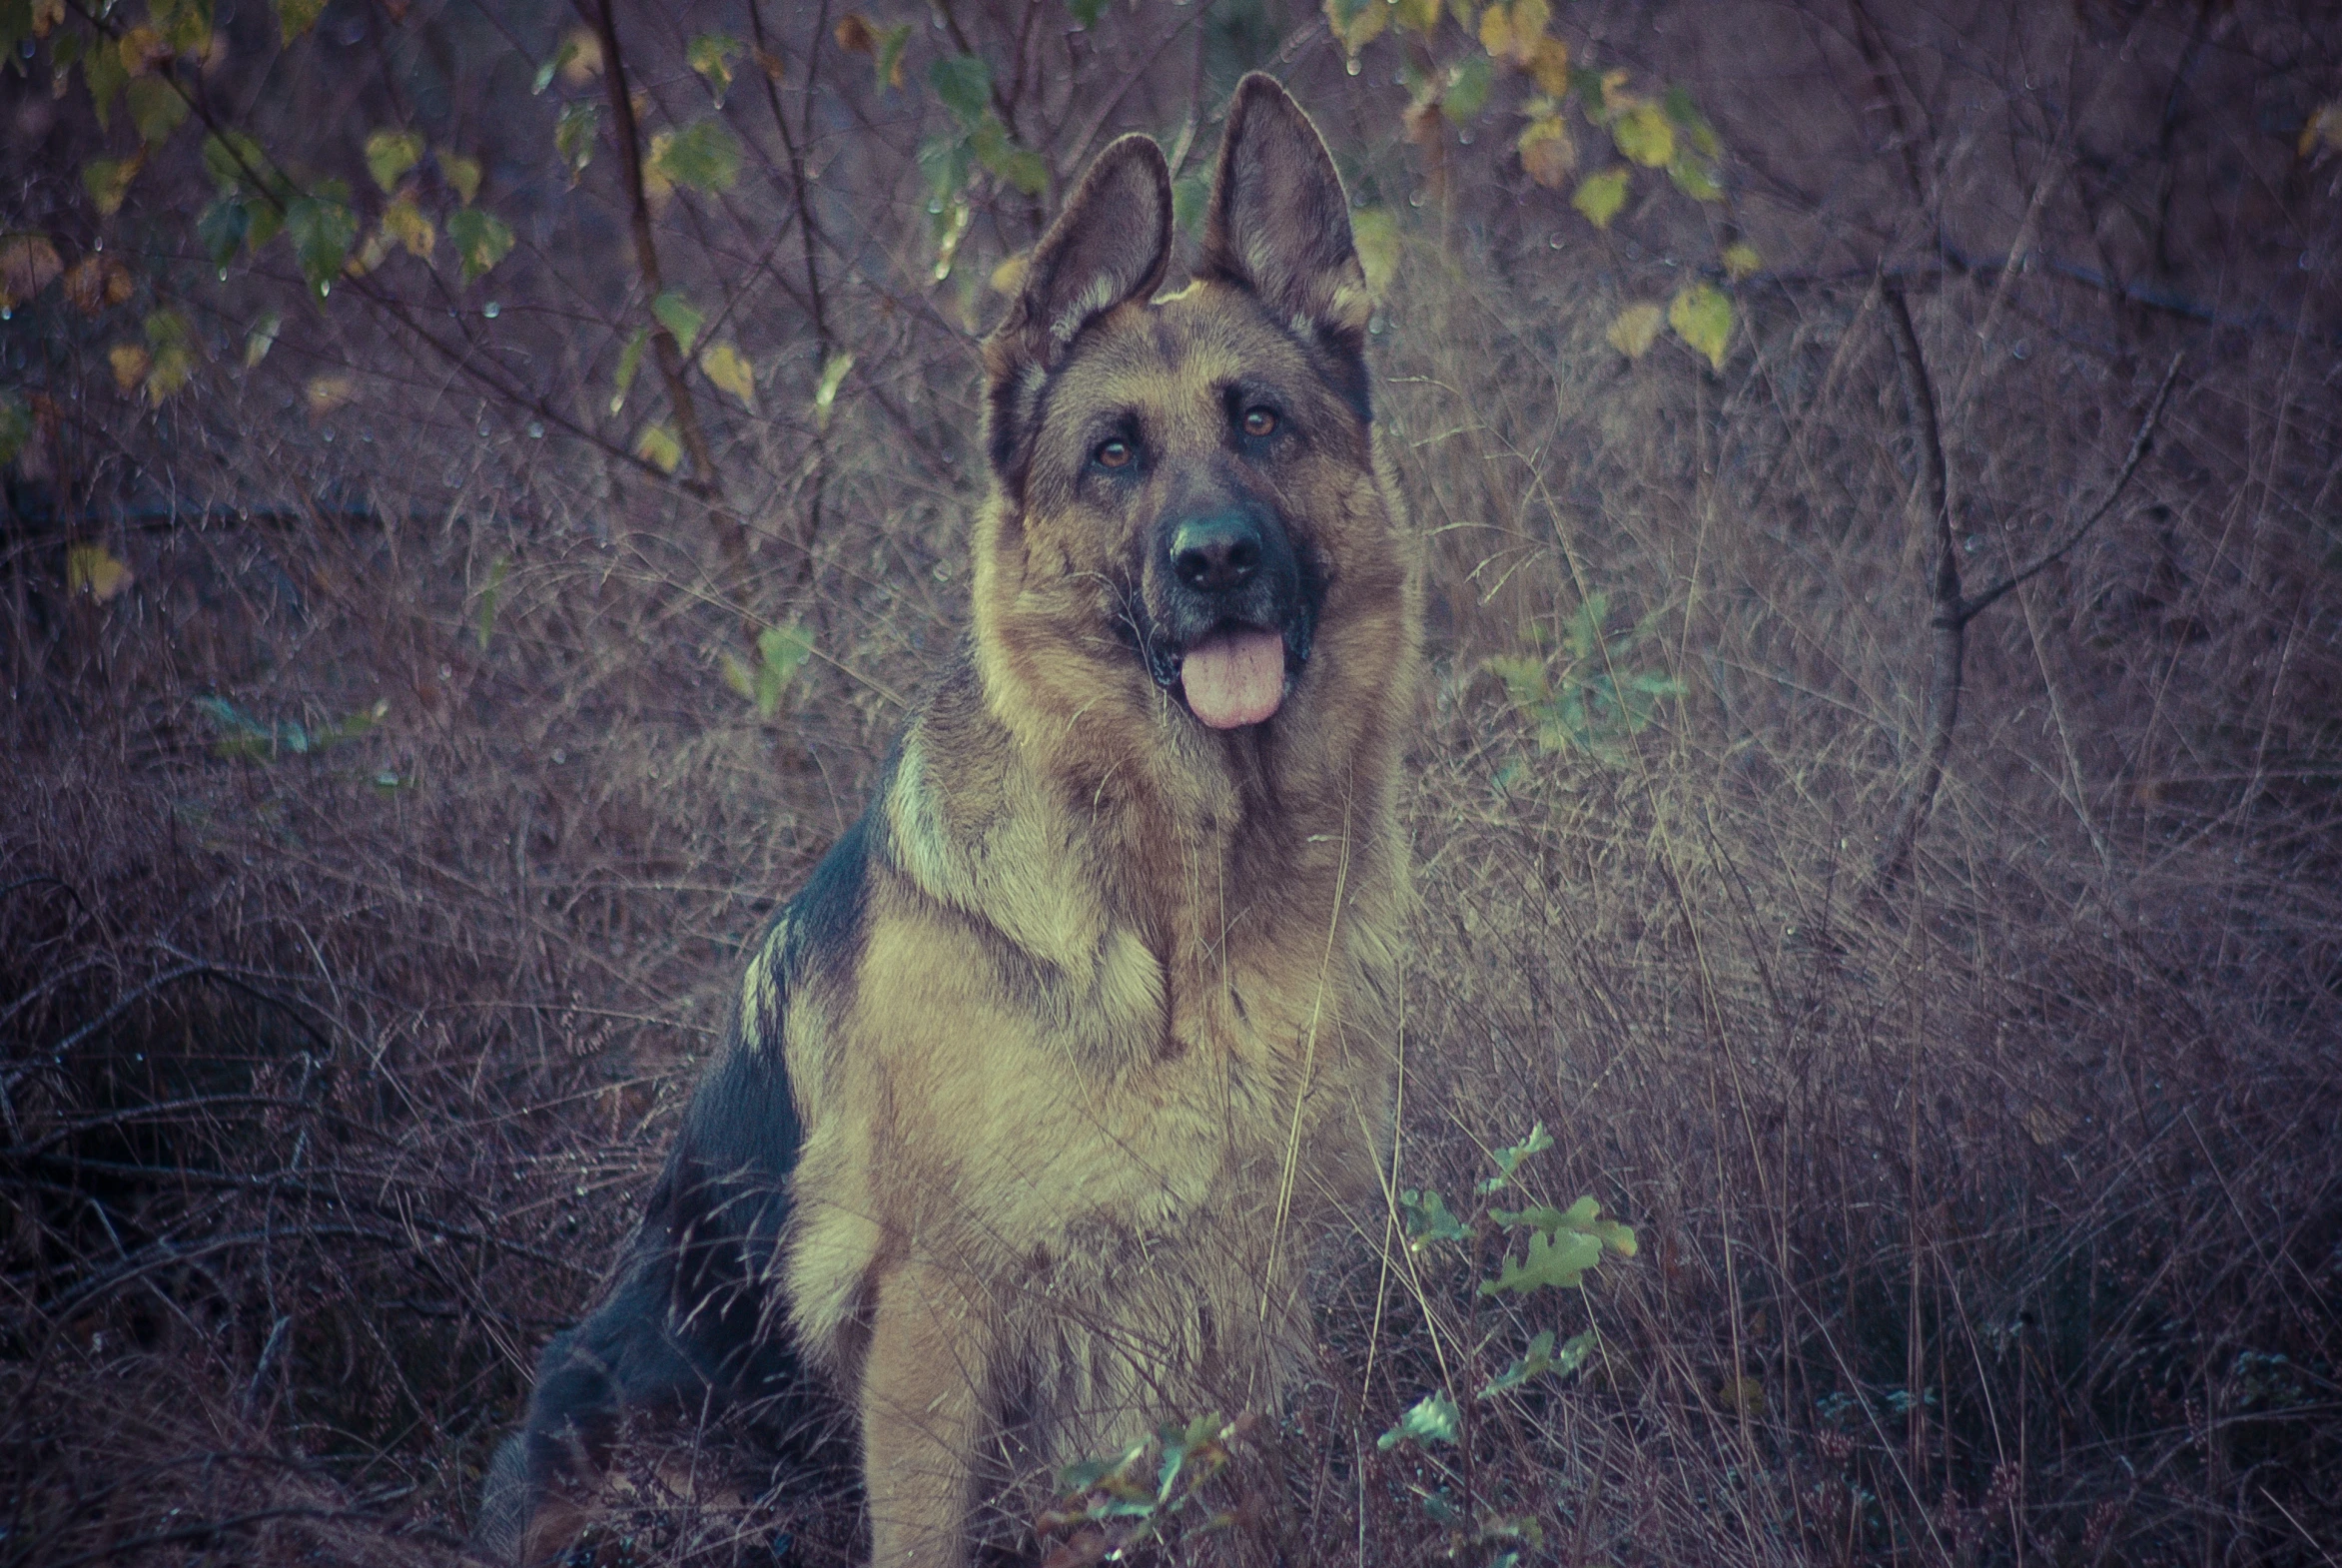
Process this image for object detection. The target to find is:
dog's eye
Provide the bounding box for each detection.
[1241,406,1278,438]
[1095,438,1134,469]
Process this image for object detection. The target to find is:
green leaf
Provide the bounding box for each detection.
[275,0,327,45]
[1571,167,1628,229]
[1480,1329,1597,1397]
[201,130,270,194]
[1666,151,1724,201]
[1400,1186,1469,1250]
[703,342,755,410]
[1661,85,1721,156]
[970,116,1048,197]
[82,38,129,132]
[1348,207,1398,298]
[813,350,853,429]
[532,35,577,95]
[365,128,423,192]
[929,53,992,130]
[1610,99,1674,167]
[650,290,703,357]
[648,116,741,194]
[744,622,814,715]
[635,421,681,473]
[1066,0,1106,25]
[286,191,359,299]
[1668,282,1732,372]
[1479,1226,1603,1295]
[687,32,741,105]
[1441,53,1492,124]
[437,147,481,205]
[473,553,509,650]
[873,24,911,92]
[1477,1122,1554,1192]
[446,206,513,284]
[83,155,143,218]
[197,197,250,267]
[126,77,189,144]
[918,134,973,205]
[555,100,598,181]
[609,326,647,413]
[1721,240,1762,280]
[1376,1391,1460,1451]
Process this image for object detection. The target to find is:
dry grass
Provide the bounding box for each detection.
[5,2,2341,1564]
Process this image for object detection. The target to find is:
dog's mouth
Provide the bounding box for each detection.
[1144,614,1314,731]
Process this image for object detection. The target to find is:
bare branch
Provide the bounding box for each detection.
[1954,353,2182,624]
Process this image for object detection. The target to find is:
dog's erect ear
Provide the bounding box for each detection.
[982,134,1171,477]
[1198,75,1371,373]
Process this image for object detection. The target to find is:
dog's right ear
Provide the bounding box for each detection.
[982,134,1171,480]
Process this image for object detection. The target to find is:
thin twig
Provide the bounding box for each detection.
[580,0,750,592]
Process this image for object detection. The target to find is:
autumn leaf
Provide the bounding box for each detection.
[286,190,359,299]
[703,342,756,411]
[143,309,196,401]
[647,118,742,195]
[1610,99,1674,167]
[2300,102,2342,160]
[989,253,1028,294]
[1349,206,1398,298]
[1394,0,1440,36]
[245,311,281,367]
[306,375,356,419]
[67,542,134,602]
[109,343,150,392]
[1571,167,1628,228]
[83,153,145,218]
[1606,302,1663,359]
[687,32,741,106]
[382,197,434,260]
[813,351,854,430]
[437,147,481,205]
[1518,114,1576,190]
[1669,283,1733,372]
[365,129,424,192]
[276,0,327,45]
[1527,35,1571,96]
[609,326,647,414]
[0,234,63,308]
[555,101,598,182]
[125,77,189,144]
[197,198,250,267]
[1721,241,1761,280]
[62,254,134,315]
[446,207,513,284]
[650,290,703,356]
[1325,0,1386,59]
[635,422,682,474]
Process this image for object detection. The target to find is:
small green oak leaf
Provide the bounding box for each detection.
[1479,1226,1603,1295]
[1376,1391,1460,1450]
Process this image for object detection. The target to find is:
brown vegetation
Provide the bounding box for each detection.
[4,2,2339,1564]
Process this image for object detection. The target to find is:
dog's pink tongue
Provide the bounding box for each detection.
[1180,628,1286,729]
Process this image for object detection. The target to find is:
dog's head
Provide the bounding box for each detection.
[976,74,1405,737]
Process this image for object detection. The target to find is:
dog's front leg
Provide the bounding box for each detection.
[859,1257,994,1568]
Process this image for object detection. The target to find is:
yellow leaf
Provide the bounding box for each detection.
[559,26,602,86]
[382,197,435,260]
[636,422,682,473]
[1605,302,1662,359]
[437,147,481,206]
[83,152,145,218]
[1572,167,1628,228]
[1517,114,1576,190]
[1349,206,1399,298]
[109,343,150,392]
[67,542,133,602]
[989,253,1029,295]
[1477,2,1512,58]
[2301,102,2342,159]
[703,342,756,411]
[1325,0,1387,58]
[307,375,355,418]
[813,351,854,430]
[1504,0,1547,61]
[1528,35,1571,95]
[1721,241,1761,281]
[1611,99,1674,167]
[1395,0,1440,34]
[1668,283,1733,373]
[0,234,62,309]
[116,24,170,75]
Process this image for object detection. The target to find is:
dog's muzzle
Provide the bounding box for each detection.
[1144,505,1316,729]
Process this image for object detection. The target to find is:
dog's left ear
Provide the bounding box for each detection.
[983,134,1171,478]
[1198,75,1372,392]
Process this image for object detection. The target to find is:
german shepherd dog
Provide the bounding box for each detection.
[476,74,1423,1567]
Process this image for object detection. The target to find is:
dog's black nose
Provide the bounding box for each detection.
[1170,514,1263,593]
